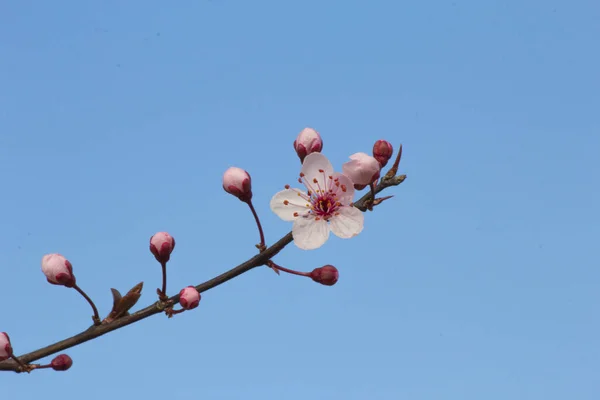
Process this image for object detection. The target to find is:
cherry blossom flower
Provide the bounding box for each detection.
[270,153,364,250]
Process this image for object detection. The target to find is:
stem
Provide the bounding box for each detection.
[10,355,29,371]
[267,261,310,277]
[73,284,101,326]
[160,261,168,300]
[165,308,185,318]
[247,200,266,251]
[367,182,377,210]
[31,364,51,370]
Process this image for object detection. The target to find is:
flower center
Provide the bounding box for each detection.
[312,193,339,219]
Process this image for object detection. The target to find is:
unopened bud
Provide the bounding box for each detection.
[310,265,339,286]
[0,332,12,361]
[372,140,393,167]
[293,127,323,162]
[41,254,76,288]
[222,167,253,202]
[51,354,73,371]
[179,286,201,310]
[149,232,175,264]
[342,152,381,190]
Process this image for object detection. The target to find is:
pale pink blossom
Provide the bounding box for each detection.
[342,152,381,190]
[0,332,12,361]
[222,167,253,202]
[372,139,394,167]
[293,127,323,162]
[270,153,364,250]
[150,232,175,263]
[41,254,76,287]
[179,286,201,310]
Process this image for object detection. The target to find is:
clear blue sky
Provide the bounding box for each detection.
[1,1,599,399]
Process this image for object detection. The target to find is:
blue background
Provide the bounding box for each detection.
[1,1,598,399]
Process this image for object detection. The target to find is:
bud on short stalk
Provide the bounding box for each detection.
[310,265,339,286]
[293,127,323,163]
[51,354,73,371]
[372,139,393,167]
[223,167,253,202]
[342,152,381,190]
[179,286,201,310]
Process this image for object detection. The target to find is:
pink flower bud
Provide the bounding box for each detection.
[342,152,381,190]
[41,254,76,288]
[222,167,253,202]
[310,265,339,286]
[149,232,175,264]
[293,127,323,162]
[0,332,12,361]
[372,140,394,167]
[51,354,73,371]
[179,286,201,310]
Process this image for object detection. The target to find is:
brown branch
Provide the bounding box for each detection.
[0,172,406,372]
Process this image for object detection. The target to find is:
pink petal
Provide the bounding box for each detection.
[329,206,364,239]
[292,215,330,250]
[330,172,355,205]
[269,189,311,221]
[300,153,333,193]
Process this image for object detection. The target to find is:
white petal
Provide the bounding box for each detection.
[329,206,364,239]
[270,189,311,221]
[330,172,355,205]
[292,215,330,250]
[300,153,334,194]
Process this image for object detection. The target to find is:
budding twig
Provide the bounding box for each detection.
[0,172,405,372]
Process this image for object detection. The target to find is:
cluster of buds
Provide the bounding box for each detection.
[147,232,203,318]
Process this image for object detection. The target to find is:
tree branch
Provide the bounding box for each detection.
[0,173,406,372]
